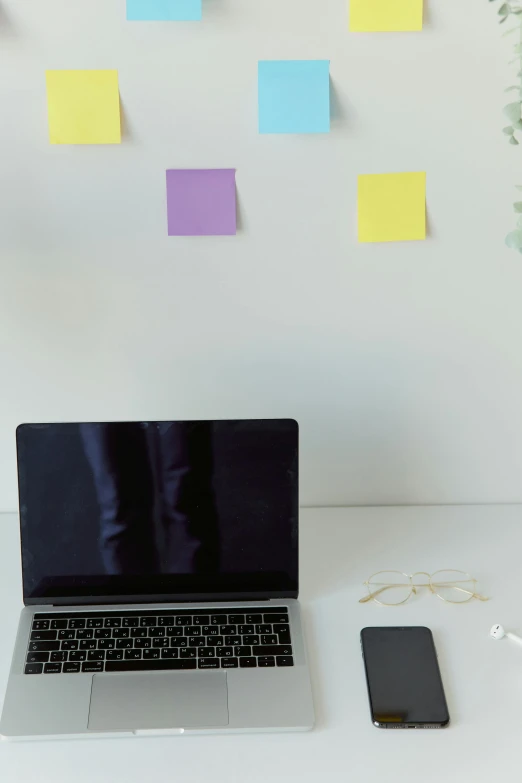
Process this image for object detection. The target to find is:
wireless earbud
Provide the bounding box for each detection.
[490,624,522,646]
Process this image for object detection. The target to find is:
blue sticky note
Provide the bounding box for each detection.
[258,60,330,134]
[126,0,202,21]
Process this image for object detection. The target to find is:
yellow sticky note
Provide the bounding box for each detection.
[46,70,121,145]
[349,0,423,32]
[358,172,426,243]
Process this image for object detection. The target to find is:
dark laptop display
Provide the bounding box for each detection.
[17,420,298,605]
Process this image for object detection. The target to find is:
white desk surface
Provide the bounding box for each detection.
[0,505,521,782]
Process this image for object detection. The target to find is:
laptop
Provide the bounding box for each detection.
[0,419,314,739]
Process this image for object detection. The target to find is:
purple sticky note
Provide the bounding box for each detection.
[166,169,237,236]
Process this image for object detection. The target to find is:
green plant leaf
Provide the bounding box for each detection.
[510,135,520,143]
[500,14,510,21]
[513,44,522,52]
[506,230,522,248]
[504,102,522,122]
[516,216,522,227]
[513,201,522,211]
[503,125,515,133]
[515,185,522,190]
[513,119,522,129]
[505,86,520,92]
[499,2,510,13]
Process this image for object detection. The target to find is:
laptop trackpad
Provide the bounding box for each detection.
[88,673,229,732]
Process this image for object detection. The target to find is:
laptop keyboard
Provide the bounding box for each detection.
[25,608,293,674]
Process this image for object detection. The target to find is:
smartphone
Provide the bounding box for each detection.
[361,626,450,729]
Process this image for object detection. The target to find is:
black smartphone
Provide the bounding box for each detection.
[361,626,450,729]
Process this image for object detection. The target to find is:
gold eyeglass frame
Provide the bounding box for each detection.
[359,569,489,606]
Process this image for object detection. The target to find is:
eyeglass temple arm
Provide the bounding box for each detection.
[359,584,412,603]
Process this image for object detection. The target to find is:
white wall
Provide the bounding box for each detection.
[1,0,521,510]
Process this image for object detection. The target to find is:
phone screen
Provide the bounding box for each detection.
[361,627,450,728]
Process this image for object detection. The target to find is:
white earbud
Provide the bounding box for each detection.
[490,624,522,646]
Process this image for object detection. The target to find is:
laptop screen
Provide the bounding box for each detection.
[17,420,298,605]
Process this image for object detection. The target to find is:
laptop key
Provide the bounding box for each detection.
[239,657,257,668]
[97,639,115,649]
[69,650,87,661]
[82,662,104,673]
[157,616,174,626]
[94,629,111,639]
[76,629,94,640]
[228,615,245,625]
[25,663,43,674]
[256,645,293,657]
[166,627,183,637]
[192,616,209,626]
[140,617,156,626]
[69,619,85,629]
[44,663,62,674]
[261,635,278,645]
[87,618,104,628]
[79,640,96,650]
[238,625,254,635]
[245,614,262,624]
[113,628,130,638]
[189,637,205,647]
[170,638,188,647]
[26,652,49,663]
[50,619,68,630]
[143,649,160,660]
[185,626,200,636]
[175,616,191,626]
[105,659,197,672]
[274,625,291,644]
[122,617,139,627]
[152,637,169,648]
[258,657,275,667]
[243,635,260,646]
[116,639,133,649]
[216,647,234,658]
[148,627,165,637]
[134,638,151,649]
[199,659,220,669]
[266,614,289,624]
[32,620,50,631]
[30,630,57,641]
[124,650,142,660]
[105,617,121,628]
[255,625,272,635]
[63,662,81,673]
[30,641,60,652]
[221,658,239,668]
[206,636,224,647]
[180,648,196,659]
[106,650,124,660]
[58,630,75,640]
[130,628,147,638]
[161,648,179,659]
[87,651,105,661]
[202,626,219,636]
[235,646,252,657]
[50,651,67,662]
[276,656,294,667]
[225,636,241,646]
[198,648,216,658]
[210,616,222,625]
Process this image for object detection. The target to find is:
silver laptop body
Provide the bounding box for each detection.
[0,419,314,739]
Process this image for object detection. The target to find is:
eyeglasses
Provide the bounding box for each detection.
[359,570,489,606]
